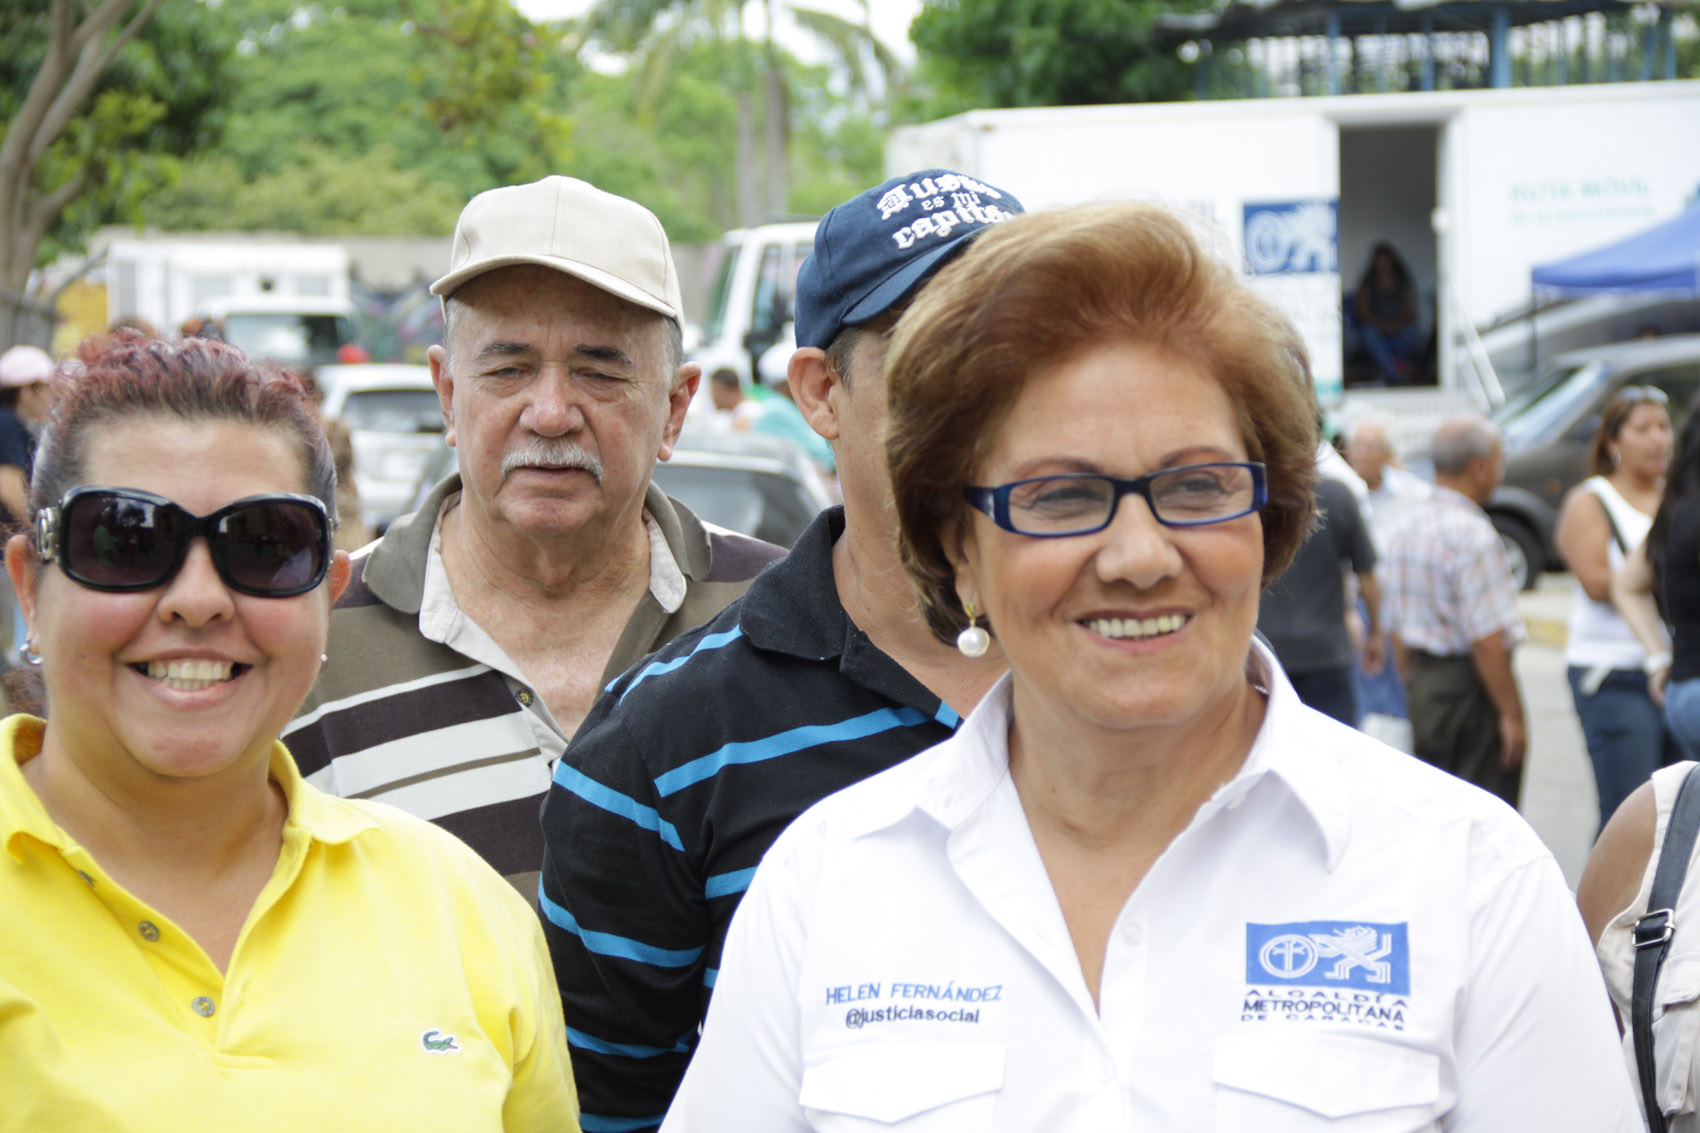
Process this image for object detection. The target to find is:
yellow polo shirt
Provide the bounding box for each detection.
[0,715,579,1131]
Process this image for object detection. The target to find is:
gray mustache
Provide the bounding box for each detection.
[501,439,603,481]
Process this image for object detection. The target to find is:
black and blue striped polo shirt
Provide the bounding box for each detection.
[539,506,962,1133]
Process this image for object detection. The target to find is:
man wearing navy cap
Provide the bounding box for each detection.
[539,170,1022,1132]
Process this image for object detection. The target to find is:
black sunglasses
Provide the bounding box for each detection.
[35,486,334,598]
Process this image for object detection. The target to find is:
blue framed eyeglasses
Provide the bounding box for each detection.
[964,462,1268,537]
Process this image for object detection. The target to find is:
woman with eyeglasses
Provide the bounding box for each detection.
[660,204,1635,1131]
[1554,387,1678,831]
[0,333,578,1131]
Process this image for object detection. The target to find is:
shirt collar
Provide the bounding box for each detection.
[1,715,54,861]
[738,506,846,660]
[2,715,376,863]
[366,473,702,617]
[897,639,1352,870]
[1431,483,1478,512]
[271,739,379,845]
[415,489,688,650]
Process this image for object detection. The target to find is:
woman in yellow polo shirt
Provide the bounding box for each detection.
[0,332,578,1131]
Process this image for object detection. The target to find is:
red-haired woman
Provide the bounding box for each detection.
[666,205,1635,1131]
[0,333,578,1131]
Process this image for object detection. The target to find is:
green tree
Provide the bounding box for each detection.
[143,0,571,235]
[562,37,882,237]
[0,0,233,346]
[144,145,467,236]
[584,0,901,223]
[909,0,1202,111]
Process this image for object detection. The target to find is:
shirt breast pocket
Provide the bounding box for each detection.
[1652,954,1700,1117]
[799,1040,1005,1131]
[1213,1032,1442,1132]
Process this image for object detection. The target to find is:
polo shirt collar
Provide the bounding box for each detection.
[270,739,378,845]
[738,506,847,661]
[1,715,54,861]
[899,639,1352,870]
[736,507,949,715]
[1,715,376,861]
[364,472,711,616]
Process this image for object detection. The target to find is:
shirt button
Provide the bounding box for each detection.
[138,921,160,942]
[1122,922,1144,946]
[191,996,216,1018]
[515,689,533,707]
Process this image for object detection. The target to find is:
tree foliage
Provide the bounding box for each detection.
[144,0,572,236]
[564,39,882,239]
[146,2,883,241]
[909,0,1202,111]
[583,0,901,222]
[0,0,234,343]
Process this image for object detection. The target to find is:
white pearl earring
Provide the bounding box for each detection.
[956,599,990,659]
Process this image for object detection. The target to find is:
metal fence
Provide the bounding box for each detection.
[0,286,55,351]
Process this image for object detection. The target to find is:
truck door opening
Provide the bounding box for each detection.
[1339,123,1441,389]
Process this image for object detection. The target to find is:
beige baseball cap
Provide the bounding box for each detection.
[431,176,683,324]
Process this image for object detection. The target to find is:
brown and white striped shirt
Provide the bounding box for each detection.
[283,473,785,893]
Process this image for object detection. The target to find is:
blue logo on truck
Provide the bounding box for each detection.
[1243,200,1339,275]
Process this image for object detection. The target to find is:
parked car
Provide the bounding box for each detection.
[407,424,835,549]
[317,363,445,533]
[1485,333,1700,589]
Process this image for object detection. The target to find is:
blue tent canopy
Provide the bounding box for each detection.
[1531,199,1700,294]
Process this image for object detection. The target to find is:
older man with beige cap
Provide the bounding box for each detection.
[284,177,786,893]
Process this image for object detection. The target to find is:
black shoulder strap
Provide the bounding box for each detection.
[1634,762,1700,1133]
[1596,484,1631,556]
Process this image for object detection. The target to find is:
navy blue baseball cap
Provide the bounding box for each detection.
[793,169,1024,351]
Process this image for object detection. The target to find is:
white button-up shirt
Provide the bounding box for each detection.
[663,642,1637,1131]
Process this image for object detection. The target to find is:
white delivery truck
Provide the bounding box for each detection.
[887,80,1700,430]
[99,238,353,332]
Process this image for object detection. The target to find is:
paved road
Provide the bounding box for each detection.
[1368,572,1599,888]
[1515,584,1598,890]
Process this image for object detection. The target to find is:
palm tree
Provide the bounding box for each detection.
[582,0,903,225]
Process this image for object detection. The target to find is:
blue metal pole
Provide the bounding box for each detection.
[1423,13,1436,90]
[1662,6,1677,80]
[1490,6,1511,88]
[1327,11,1341,94]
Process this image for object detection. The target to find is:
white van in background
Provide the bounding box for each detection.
[200,293,358,369]
[687,221,817,389]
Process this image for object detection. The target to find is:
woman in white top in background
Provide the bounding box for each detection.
[1555,388,1679,832]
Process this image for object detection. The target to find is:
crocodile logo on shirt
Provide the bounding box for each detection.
[421,1029,460,1054]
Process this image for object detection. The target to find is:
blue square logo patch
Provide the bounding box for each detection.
[1245,921,1410,995]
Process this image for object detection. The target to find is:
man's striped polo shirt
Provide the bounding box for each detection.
[284,474,785,893]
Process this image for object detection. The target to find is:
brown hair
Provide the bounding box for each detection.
[1587,389,1671,477]
[886,202,1319,643]
[25,331,336,548]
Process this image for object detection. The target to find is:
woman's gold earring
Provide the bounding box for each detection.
[956,599,990,659]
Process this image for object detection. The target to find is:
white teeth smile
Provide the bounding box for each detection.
[1086,614,1187,640]
[143,659,236,691]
